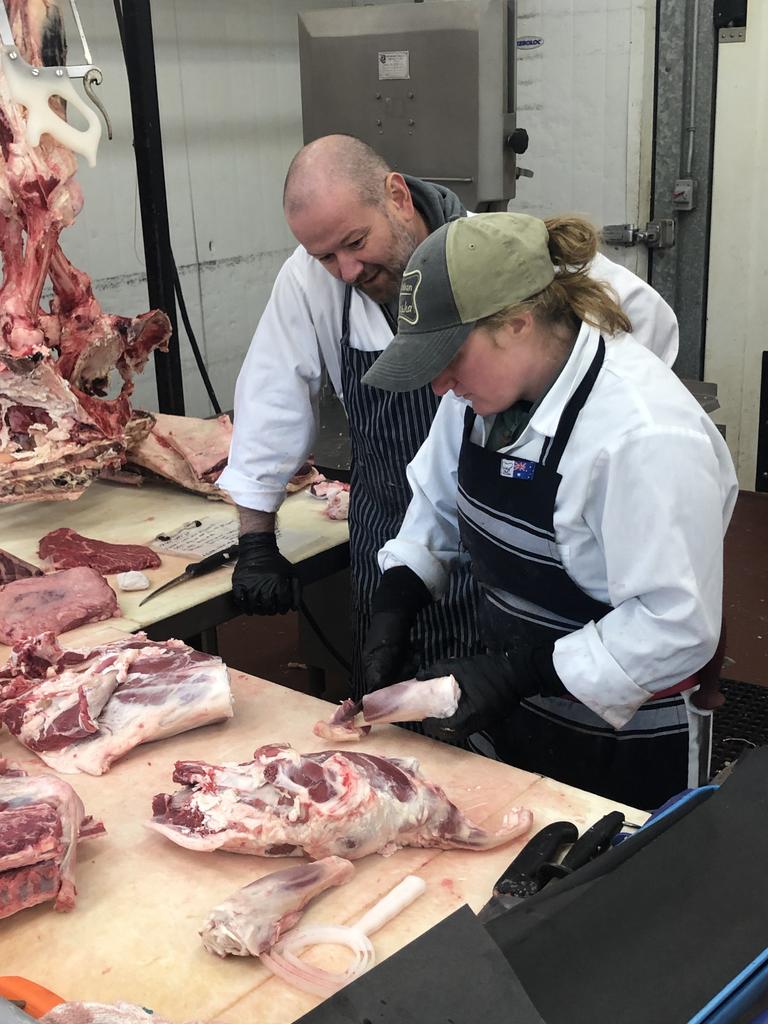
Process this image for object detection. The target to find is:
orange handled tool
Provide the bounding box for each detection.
[0,979,64,1019]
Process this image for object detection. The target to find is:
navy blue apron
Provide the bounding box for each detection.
[339,285,482,701]
[458,337,697,811]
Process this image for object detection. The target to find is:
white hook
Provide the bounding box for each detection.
[1,47,102,167]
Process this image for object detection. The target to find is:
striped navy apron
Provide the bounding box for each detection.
[458,337,710,810]
[339,285,482,701]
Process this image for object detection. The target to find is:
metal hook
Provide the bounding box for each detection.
[83,67,112,140]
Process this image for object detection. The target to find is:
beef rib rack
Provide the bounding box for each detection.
[0,0,171,506]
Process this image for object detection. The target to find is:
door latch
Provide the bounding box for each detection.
[602,220,676,249]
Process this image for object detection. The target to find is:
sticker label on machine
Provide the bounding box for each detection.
[378,50,410,80]
[151,516,239,558]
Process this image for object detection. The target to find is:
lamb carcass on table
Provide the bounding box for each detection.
[0,758,104,919]
[0,631,234,774]
[0,0,171,506]
[148,742,533,860]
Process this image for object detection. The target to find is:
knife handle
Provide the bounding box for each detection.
[186,544,240,577]
[540,810,625,884]
[494,820,578,897]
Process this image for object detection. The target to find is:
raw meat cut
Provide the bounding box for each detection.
[38,528,161,574]
[126,413,234,501]
[151,412,232,482]
[308,477,350,520]
[148,743,533,859]
[309,479,350,500]
[314,699,371,743]
[314,676,460,742]
[43,1005,176,1024]
[0,566,118,645]
[324,488,349,521]
[0,632,234,775]
[201,856,355,958]
[0,759,104,918]
[287,459,322,494]
[0,546,42,584]
[0,1,171,506]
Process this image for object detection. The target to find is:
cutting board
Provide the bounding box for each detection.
[0,480,348,662]
[0,658,644,1023]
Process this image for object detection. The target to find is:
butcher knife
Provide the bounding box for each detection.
[139,544,240,606]
[536,810,626,887]
[477,820,578,925]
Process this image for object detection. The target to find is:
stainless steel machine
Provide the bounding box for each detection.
[298,0,527,210]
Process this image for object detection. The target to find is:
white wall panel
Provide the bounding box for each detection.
[704,7,768,490]
[511,0,655,278]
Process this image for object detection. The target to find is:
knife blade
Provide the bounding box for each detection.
[138,543,240,606]
[477,820,578,924]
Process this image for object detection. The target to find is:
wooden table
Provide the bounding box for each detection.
[0,650,645,1024]
[0,479,349,658]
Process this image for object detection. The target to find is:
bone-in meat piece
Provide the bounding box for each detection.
[0,2,170,506]
[0,632,234,775]
[0,760,104,918]
[201,856,355,958]
[314,675,460,742]
[125,413,234,501]
[0,566,118,645]
[38,528,161,574]
[148,743,533,859]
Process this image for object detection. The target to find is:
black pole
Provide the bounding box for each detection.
[118,0,185,414]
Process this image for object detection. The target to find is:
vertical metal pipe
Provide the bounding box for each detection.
[118,0,185,414]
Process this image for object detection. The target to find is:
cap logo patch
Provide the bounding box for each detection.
[398,269,421,325]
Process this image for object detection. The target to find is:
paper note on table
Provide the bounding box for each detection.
[150,516,239,557]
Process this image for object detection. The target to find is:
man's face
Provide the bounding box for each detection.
[287,186,420,304]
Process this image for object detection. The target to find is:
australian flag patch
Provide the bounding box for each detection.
[500,457,536,480]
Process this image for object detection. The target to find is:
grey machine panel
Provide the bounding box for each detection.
[298,1,518,210]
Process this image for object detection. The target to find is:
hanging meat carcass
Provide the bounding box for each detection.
[0,0,171,505]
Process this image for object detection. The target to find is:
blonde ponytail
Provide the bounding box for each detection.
[480,215,632,337]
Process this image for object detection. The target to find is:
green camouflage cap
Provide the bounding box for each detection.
[362,212,555,392]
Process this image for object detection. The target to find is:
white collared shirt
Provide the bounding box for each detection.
[379,324,738,729]
[218,243,679,513]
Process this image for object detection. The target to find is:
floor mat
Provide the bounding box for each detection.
[711,679,768,776]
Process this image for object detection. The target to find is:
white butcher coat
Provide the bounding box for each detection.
[218,248,679,513]
[378,323,738,729]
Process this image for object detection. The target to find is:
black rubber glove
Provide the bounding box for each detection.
[231,531,301,616]
[362,566,432,693]
[417,643,565,741]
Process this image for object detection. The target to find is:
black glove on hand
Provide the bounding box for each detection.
[417,643,565,741]
[362,566,432,693]
[232,531,301,616]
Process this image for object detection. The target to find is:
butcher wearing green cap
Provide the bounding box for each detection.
[361,212,737,810]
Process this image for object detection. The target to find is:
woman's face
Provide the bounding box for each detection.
[431,317,566,416]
